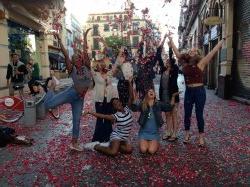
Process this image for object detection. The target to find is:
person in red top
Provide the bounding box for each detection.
[168,34,230,146]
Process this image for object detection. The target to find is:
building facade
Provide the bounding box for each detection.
[178,0,250,102]
[66,14,83,59]
[85,11,146,58]
[0,0,65,89]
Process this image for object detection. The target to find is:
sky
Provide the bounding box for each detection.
[65,0,181,45]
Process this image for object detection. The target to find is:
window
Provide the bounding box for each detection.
[124,15,128,21]
[132,36,139,47]
[113,24,118,30]
[133,22,139,31]
[97,16,100,21]
[104,24,110,32]
[93,25,99,36]
[93,38,100,50]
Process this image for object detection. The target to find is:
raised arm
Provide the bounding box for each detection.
[169,46,173,60]
[159,33,168,48]
[54,33,73,73]
[198,38,224,71]
[168,37,181,59]
[127,77,134,108]
[82,28,92,68]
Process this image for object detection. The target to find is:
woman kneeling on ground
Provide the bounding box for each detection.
[83,77,134,156]
[132,87,178,154]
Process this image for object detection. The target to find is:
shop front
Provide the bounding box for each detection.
[232,0,250,100]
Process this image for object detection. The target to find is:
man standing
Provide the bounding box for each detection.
[6,52,28,96]
[27,58,40,94]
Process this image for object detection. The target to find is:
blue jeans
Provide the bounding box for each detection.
[184,86,206,133]
[44,87,84,139]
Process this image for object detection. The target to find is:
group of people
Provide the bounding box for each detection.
[5,28,228,156]
[6,52,41,96]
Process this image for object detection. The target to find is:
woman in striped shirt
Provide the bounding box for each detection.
[83,78,134,156]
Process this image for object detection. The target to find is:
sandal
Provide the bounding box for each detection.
[198,137,205,147]
[183,133,191,144]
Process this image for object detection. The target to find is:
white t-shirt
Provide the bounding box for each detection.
[110,106,133,141]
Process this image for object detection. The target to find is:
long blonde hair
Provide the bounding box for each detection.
[142,88,156,111]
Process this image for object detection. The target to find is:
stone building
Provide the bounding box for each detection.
[85,11,146,58]
[0,0,65,89]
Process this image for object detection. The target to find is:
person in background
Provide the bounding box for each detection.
[27,58,40,95]
[91,57,114,143]
[6,52,28,96]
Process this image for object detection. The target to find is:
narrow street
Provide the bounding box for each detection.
[0,75,249,186]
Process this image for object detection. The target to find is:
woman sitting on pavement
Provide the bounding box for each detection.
[83,77,134,156]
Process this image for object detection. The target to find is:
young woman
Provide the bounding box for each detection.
[83,79,134,157]
[168,34,229,146]
[132,87,178,154]
[159,47,180,142]
[91,59,113,143]
[42,29,93,152]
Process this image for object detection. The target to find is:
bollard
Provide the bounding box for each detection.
[24,99,36,126]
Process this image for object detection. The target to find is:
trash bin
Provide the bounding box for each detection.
[24,99,36,126]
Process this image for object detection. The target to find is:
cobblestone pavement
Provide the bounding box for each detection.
[0,75,249,186]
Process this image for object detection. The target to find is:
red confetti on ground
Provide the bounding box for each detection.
[0,88,249,186]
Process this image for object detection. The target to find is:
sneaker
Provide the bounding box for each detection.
[83,141,100,151]
[69,143,83,152]
[99,142,110,147]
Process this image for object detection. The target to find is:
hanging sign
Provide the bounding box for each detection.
[204,16,223,25]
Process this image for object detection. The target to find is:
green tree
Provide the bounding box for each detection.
[104,35,129,56]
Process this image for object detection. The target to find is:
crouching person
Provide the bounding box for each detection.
[83,78,134,156]
[131,86,178,155]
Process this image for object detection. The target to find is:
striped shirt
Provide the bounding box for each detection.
[110,106,133,141]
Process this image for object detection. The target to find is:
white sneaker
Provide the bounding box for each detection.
[83,141,100,151]
[99,142,110,147]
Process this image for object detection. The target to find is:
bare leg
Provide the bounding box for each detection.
[148,140,160,154]
[139,139,149,153]
[169,104,179,141]
[164,112,173,138]
[94,140,120,156]
[119,141,133,154]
